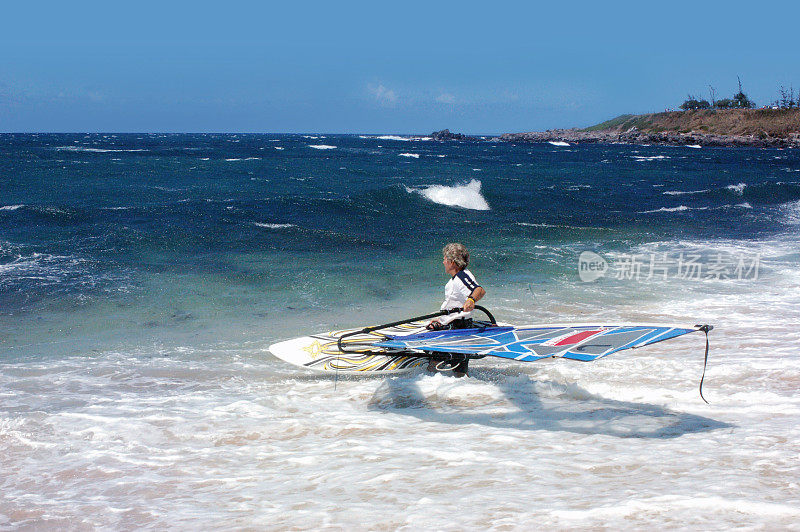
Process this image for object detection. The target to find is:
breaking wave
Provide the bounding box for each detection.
[405,179,490,211]
[663,189,710,196]
[726,183,747,195]
[780,200,800,225]
[55,146,148,153]
[639,205,695,213]
[632,155,670,161]
[253,222,297,230]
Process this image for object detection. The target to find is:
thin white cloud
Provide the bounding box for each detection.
[436,92,456,104]
[368,83,397,106]
[87,90,106,102]
[54,87,107,103]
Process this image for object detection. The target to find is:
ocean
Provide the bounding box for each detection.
[2,133,799,529]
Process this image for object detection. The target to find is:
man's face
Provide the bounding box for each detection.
[443,257,458,275]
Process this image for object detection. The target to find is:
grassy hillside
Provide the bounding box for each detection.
[584,109,800,138]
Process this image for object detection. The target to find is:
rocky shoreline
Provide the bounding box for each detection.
[497,128,800,148]
[430,127,800,148]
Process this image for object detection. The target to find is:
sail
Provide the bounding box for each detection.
[374,324,705,362]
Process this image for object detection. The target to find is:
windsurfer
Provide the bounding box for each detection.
[426,243,486,377]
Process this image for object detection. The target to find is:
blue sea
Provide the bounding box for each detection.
[2,134,800,529]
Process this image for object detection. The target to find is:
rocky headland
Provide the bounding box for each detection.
[433,109,800,148]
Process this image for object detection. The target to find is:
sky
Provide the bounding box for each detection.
[2,0,800,134]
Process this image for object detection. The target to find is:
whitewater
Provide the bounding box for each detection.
[2,134,800,529]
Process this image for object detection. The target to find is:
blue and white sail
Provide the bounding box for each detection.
[375,324,708,362]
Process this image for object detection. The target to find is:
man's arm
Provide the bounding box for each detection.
[464,286,485,312]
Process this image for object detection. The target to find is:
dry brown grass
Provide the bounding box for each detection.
[597,109,800,138]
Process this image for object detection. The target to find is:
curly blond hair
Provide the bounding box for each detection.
[443,243,469,270]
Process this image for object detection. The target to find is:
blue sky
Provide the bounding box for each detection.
[2,0,799,134]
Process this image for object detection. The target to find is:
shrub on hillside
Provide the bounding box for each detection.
[680,95,711,110]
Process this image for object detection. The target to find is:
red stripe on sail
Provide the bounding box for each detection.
[553,330,603,346]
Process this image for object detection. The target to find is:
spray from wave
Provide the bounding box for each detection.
[639,205,696,214]
[781,200,800,225]
[726,183,747,195]
[405,179,490,210]
[253,222,297,230]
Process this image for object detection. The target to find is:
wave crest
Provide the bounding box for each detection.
[406,179,490,211]
[254,222,296,230]
[726,183,747,195]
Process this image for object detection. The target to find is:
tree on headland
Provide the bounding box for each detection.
[680,94,710,110]
[732,76,756,109]
[679,77,755,110]
[715,98,734,109]
[774,85,797,109]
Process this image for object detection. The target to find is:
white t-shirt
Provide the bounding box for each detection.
[439,269,480,325]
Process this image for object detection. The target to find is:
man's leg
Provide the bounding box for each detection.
[452,356,469,378]
[449,318,472,377]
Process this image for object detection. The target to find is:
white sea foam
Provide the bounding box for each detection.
[376,135,411,141]
[663,189,710,196]
[54,146,148,153]
[274,147,284,150]
[549,141,570,146]
[253,222,296,229]
[639,205,694,213]
[362,135,431,141]
[517,222,608,231]
[0,251,106,293]
[4,235,800,529]
[0,205,24,211]
[406,179,490,210]
[632,155,670,161]
[308,145,337,150]
[726,182,747,195]
[398,153,419,158]
[780,200,800,225]
[685,144,702,148]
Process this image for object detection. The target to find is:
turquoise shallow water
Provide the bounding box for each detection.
[2,134,800,528]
